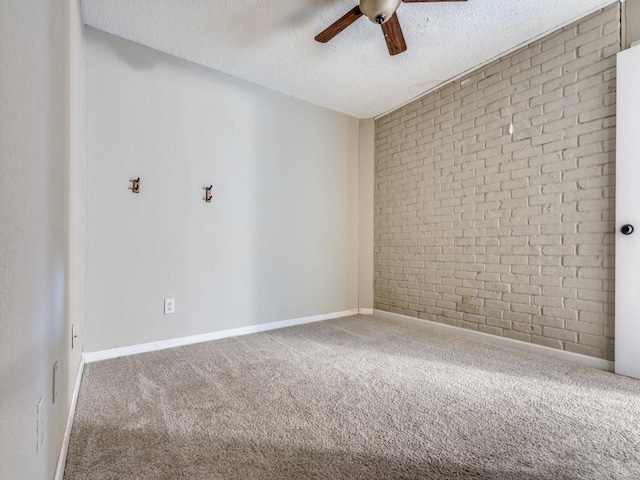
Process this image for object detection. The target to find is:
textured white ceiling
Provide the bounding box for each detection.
[82,0,616,118]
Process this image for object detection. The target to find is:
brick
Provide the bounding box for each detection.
[578,332,609,348]
[565,342,606,358]
[543,327,578,342]
[478,325,503,336]
[532,315,564,329]
[541,307,577,321]
[374,5,618,363]
[504,330,532,342]
[532,296,563,308]
[532,336,564,350]
[566,321,603,335]
[514,322,542,335]
[512,304,541,315]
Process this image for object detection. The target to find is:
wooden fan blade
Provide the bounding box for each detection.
[402,0,467,2]
[381,13,407,56]
[315,6,362,43]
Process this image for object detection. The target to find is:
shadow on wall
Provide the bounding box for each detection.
[249,96,358,323]
[0,0,79,478]
[93,30,161,70]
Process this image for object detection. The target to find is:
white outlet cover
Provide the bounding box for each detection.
[164,298,175,315]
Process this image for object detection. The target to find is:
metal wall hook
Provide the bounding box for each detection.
[204,185,213,203]
[130,177,140,194]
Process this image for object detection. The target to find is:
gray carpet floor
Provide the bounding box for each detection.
[64,314,640,479]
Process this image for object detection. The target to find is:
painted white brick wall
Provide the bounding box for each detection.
[374,5,620,361]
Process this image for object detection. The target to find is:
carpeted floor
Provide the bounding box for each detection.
[64,314,640,479]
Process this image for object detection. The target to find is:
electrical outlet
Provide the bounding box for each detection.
[164,298,175,315]
[36,396,44,452]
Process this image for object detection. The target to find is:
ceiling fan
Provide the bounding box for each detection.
[315,0,468,56]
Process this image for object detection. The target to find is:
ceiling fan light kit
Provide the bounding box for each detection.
[360,0,402,24]
[315,0,468,56]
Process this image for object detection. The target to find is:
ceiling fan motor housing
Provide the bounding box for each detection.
[360,0,402,24]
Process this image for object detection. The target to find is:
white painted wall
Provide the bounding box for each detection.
[67,0,87,418]
[0,0,85,478]
[84,28,360,352]
[358,119,375,310]
[626,0,640,47]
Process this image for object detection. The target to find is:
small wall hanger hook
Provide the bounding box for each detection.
[205,185,213,203]
[130,177,140,194]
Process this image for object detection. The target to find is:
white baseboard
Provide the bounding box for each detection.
[54,355,85,480]
[358,308,374,315]
[84,309,361,363]
[374,309,615,372]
